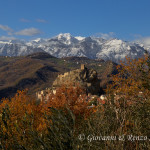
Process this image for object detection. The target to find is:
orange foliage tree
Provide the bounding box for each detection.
[42,84,95,118]
[0,90,45,148]
[0,84,96,149]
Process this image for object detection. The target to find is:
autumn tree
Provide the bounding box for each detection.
[106,55,150,103]
[0,85,96,149]
[42,84,95,118]
[0,90,45,149]
[104,55,150,149]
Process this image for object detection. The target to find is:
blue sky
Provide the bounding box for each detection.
[0,0,150,41]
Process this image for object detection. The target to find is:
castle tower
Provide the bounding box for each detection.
[81,64,85,70]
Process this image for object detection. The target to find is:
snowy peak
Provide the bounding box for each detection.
[75,36,85,41]
[55,33,78,45]
[57,33,72,40]
[32,38,44,43]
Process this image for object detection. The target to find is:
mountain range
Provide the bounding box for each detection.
[0,33,147,63]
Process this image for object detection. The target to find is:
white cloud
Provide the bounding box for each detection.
[0,24,13,33]
[15,28,42,36]
[20,18,30,22]
[93,32,115,40]
[0,24,43,37]
[36,19,47,23]
[0,36,16,41]
[135,37,150,47]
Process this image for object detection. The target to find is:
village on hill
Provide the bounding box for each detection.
[36,64,107,106]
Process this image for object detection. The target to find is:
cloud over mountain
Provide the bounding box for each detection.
[136,37,150,47]
[93,32,115,40]
[0,24,13,32]
[0,24,42,37]
[15,28,42,36]
[0,36,17,41]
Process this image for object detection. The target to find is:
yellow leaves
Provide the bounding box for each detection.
[107,55,150,106]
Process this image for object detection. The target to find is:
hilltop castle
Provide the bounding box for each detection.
[52,64,100,94]
[36,64,101,101]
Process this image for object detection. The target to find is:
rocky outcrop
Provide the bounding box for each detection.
[52,64,101,95]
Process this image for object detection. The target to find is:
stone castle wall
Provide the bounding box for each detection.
[36,64,101,102]
[52,64,100,95]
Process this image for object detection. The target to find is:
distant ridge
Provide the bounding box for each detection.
[26,52,56,59]
[63,56,90,61]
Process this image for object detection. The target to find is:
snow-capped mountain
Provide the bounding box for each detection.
[0,33,147,63]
